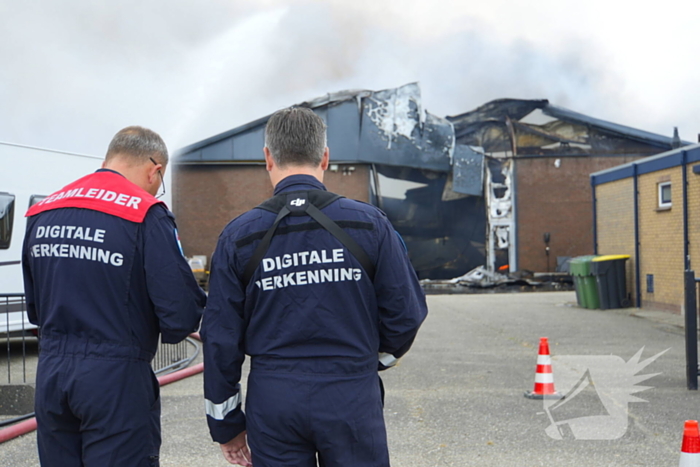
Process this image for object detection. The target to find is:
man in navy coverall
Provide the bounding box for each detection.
[202,107,428,466]
[22,126,206,466]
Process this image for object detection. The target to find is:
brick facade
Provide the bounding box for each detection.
[515,155,641,272]
[637,167,684,312]
[172,164,370,264]
[595,162,700,313]
[595,178,636,304]
[687,164,700,280]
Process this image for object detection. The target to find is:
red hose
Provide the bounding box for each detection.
[157,362,203,386]
[0,418,37,444]
[0,333,204,444]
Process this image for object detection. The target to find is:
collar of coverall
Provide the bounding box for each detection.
[273,174,327,195]
[96,168,123,177]
[26,168,163,223]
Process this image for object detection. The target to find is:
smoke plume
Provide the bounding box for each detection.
[0,0,696,155]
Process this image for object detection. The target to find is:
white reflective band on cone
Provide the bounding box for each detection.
[680,452,700,467]
[535,373,554,384]
[537,355,552,365]
[205,393,241,421]
[379,352,398,368]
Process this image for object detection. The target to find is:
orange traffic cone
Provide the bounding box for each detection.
[525,337,563,400]
[680,420,700,466]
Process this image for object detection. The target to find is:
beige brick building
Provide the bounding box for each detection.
[592,144,700,312]
[594,178,636,302]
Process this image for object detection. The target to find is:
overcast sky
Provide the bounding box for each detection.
[2,0,698,156]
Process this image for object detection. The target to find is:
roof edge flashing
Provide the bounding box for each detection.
[590,143,700,186]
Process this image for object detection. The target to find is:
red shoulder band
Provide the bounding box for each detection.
[26,171,164,223]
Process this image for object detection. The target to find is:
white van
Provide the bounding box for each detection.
[0,142,103,336]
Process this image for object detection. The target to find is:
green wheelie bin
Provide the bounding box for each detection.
[569,255,599,309]
[591,255,630,309]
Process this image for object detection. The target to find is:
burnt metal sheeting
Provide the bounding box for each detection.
[356,84,454,171]
[175,83,458,172]
[377,166,486,280]
[451,145,484,196]
[543,104,691,149]
[447,98,690,156]
[449,98,549,132]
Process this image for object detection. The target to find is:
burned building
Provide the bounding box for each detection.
[447,99,683,274]
[174,84,484,280]
[173,84,680,281]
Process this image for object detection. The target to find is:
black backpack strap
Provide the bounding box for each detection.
[256,193,288,214]
[242,205,291,285]
[242,190,375,286]
[305,203,376,281]
[257,190,341,214]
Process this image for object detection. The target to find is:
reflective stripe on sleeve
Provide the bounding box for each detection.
[205,393,241,421]
[379,352,398,368]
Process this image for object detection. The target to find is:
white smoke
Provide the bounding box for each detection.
[0,0,697,156]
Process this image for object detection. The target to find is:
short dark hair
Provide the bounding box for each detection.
[105,126,168,166]
[265,107,327,168]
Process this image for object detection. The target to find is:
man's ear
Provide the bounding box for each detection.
[148,161,162,184]
[320,147,330,171]
[264,147,275,172]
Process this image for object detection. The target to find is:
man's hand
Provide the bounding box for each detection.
[219,431,252,466]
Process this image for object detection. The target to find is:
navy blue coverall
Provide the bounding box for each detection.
[202,174,428,467]
[22,169,206,467]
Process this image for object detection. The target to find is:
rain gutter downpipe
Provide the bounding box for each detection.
[683,150,690,270]
[633,164,641,308]
[681,149,697,390]
[591,176,598,255]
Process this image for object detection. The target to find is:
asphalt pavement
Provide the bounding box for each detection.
[1,291,698,466]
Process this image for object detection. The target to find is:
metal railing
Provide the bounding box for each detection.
[0,293,199,387]
[0,294,36,385]
[152,336,200,375]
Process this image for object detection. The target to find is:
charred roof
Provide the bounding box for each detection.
[447,98,690,157]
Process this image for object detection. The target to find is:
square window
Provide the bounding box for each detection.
[658,182,671,208]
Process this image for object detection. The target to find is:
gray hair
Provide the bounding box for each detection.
[105,126,169,166]
[265,107,327,168]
